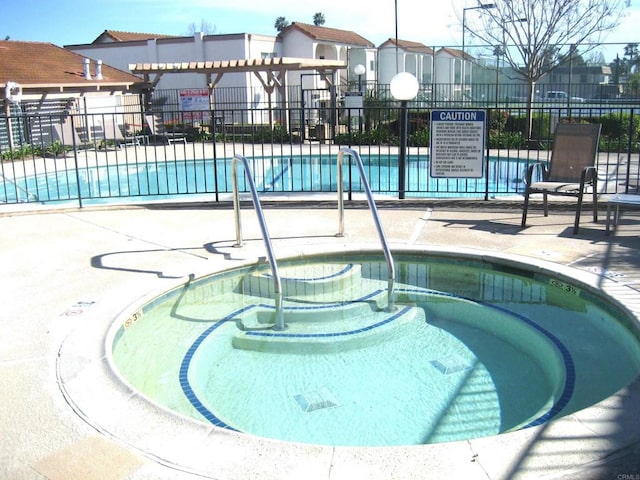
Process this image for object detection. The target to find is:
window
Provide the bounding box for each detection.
[454,59,462,84]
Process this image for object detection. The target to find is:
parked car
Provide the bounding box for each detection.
[544,91,585,103]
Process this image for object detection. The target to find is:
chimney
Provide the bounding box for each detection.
[83,58,92,80]
[95,59,103,80]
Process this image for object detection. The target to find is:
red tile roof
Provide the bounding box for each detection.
[0,40,145,88]
[280,23,374,47]
[437,47,468,60]
[379,39,434,54]
[92,30,180,44]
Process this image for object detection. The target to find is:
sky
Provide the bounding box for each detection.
[3,0,640,62]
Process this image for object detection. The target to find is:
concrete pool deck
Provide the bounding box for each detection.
[1,199,640,479]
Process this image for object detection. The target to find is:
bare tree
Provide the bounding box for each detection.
[465,0,628,140]
[187,20,216,35]
[585,50,606,66]
[624,43,639,74]
[313,12,326,26]
[274,17,289,33]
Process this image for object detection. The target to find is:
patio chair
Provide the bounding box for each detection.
[143,114,187,145]
[521,123,602,234]
[51,120,84,148]
[100,116,145,147]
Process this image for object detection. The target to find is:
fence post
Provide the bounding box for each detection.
[71,115,83,208]
[625,108,635,194]
[485,108,491,201]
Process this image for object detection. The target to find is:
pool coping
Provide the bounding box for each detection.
[56,243,640,479]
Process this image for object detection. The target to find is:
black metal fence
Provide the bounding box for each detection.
[1,102,638,207]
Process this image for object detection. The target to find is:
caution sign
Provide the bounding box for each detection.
[430,110,486,178]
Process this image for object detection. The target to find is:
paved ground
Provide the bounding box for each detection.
[1,199,640,479]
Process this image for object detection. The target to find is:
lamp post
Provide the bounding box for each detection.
[390,72,419,199]
[568,44,577,118]
[354,64,366,134]
[462,3,495,99]
[354,63,365,92]
[496,17,526,107]
[494,45,502,107]
[394,0,399,73]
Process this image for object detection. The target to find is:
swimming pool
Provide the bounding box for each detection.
[109,251,640,447]
[1,154,531,205]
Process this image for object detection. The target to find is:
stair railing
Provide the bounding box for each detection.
[231,154,285,330]
[336,147,396,312]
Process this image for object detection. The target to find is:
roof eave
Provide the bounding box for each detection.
[13,82,146,94]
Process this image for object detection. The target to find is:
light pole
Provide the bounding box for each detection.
[354,63,365,92]
[354,64,365,134]
[390,72,419,199]
[493,45,502,107]
[394,0,399,74]
[462,3,495,100]
[568,44,577,118]
[496,17,526,107]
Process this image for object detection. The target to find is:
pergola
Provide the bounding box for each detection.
[129,57,346,129]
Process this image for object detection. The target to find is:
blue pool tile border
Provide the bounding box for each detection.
[178,285,575,436]
[397,286,575,426]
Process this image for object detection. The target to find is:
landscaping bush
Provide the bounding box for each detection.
[335,127,396,146]
[488,109,509,131]
[506,112,554,140]
[226,125,292,143]
[408,128,429,147]
[598,112,640,141]
[488,131,526,149]
[1,144,36,161]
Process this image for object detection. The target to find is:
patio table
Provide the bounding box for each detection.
[606,193,640,235]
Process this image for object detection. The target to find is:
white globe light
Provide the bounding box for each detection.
[390,72,419,101]
[354,64,366,76]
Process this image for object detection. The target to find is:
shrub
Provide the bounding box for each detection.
[408,128,429,147]
[488,131,526,149]
[598,112,640,140]
[334,127,395,145]
[506,112,554,140]
[488,109,509,131]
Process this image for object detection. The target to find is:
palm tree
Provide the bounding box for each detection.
[274,17,289,33]
[313,12,326,26]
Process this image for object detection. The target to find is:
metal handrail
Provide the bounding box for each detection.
[336,147,396,312]
[231,154,285,330]
[0,172,38,202]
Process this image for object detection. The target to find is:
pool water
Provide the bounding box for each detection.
[2,154,529,204]
[110,253,640,447]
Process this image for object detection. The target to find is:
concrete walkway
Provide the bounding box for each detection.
[1,200,639,479]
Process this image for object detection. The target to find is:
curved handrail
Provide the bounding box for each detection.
[231,154,285,330]
[337,147,396,312]
[0,173,38,202]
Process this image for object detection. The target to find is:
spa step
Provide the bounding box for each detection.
[252,297,381,326]
[231,303,424,354]
[241,262,367,302]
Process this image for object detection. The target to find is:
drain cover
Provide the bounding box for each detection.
[294,387,340,412]
[430,355,473,375]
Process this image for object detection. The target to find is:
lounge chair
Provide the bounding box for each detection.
[521,123,602,234]
[100,116,146,147]
[52,120,84,148]
[143,114,187,145]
